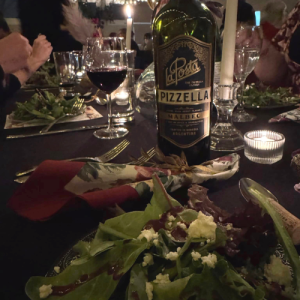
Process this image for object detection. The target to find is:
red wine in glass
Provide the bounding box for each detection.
[87,67,127,94]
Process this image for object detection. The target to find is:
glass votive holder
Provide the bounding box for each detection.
[244,130,285,164]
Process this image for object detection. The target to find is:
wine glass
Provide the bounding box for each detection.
[85,37,128,139]
[233,25,262,122]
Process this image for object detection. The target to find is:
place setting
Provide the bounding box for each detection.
[2,1,300,300]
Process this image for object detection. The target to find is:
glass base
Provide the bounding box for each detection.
[93,127,129,140]
[210,123,244,152]
[232,109,256,123]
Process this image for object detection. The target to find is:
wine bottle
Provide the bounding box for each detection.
[153,0,216,165]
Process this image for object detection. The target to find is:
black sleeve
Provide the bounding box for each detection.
[4,74,21,99]
[0,70,21,101]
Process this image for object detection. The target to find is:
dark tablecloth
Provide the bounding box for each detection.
[1,90,300,299]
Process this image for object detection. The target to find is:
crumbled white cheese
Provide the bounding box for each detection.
[168,222,173,227]
[191,250,201,261]
[264,255,292,287]
[206,239,211,244]
[187,211,217,240]
[54,266,60,273]
[153,273,171,284]
[226,224,233,230]
[142,253,154,267]
[39,285,53,299]
[153,239,159,246]
[166,231,172,238]
[146,282,153,300]
[201,254,217,268]
[165,251,179,261]
[200,242,204,246]
[241,266,248,275]
[178,222,187,230]
[168,215,176,222]
[177,247,181,253]
[138,228,158,242]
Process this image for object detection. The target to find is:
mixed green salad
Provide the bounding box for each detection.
[26,62,60,87]
[244,85,300,107]
[26,176,300,300]
[13,91,84,123]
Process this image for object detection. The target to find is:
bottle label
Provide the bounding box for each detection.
[156,35,212,148]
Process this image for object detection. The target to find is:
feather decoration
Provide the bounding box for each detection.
[62,4,98,45]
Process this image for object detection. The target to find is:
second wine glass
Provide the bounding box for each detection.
[85,37,128,139]
[233,25,262,122]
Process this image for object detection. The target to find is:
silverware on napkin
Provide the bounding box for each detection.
[6,125,112,139]
[14,146,156,183]
[15,139,130,177]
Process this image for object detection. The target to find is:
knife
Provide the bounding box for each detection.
[6,125,109,139]
[14,176,30,184]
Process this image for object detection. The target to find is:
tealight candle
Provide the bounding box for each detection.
[244,130,285,164]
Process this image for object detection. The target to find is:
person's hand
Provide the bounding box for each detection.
[0,33,32,74]
[27,35,53,73]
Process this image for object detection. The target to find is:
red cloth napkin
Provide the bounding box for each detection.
[8,160,140,221]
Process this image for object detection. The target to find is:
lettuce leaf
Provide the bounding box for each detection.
[248,188,300,297]
[26,239,147,300]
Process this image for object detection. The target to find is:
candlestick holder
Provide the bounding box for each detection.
[210,83,244,151]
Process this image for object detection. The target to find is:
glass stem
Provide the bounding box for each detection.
[107,93,113,130]
[237,80,246,112]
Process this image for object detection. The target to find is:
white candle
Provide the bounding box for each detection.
[126,5,132,50]
[220,0,238,85]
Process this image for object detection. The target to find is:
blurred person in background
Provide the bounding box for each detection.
[251,0,289,87]
[261,0,287,29]
[109,32,117,38]
[272,1,300,93]
[118,28,140,56]
[143,33,153,51]
[18,0,82,53]
[0,12,10,40]
[221,0,255,34]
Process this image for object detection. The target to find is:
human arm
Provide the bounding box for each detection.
[0,33,32,74]
[12,35,53,86]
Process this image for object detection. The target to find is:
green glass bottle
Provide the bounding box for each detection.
[153,0,216,165]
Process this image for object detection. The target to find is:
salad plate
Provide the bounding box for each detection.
[46,231,97,278]
[244,85,300,110]
[5,91,102,129]
[22,62,59,89]
[26,176,300,300]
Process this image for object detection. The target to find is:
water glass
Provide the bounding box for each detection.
[110,50,135,123]
[233,25,263,123]
[72,51,86,83]
[53,52,76,87]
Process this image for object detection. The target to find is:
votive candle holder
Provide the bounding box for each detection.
[244,130,285,164]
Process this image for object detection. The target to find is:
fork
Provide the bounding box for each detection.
[15,139,130,177]
[40,98,85,133]
[128,147,156,166]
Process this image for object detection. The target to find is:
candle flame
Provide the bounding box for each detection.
[126,4,132,18]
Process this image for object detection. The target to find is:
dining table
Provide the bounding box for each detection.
[1,88,300,300]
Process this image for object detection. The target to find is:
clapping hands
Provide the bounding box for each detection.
[28,35,53,73]
[0,33,32,74]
